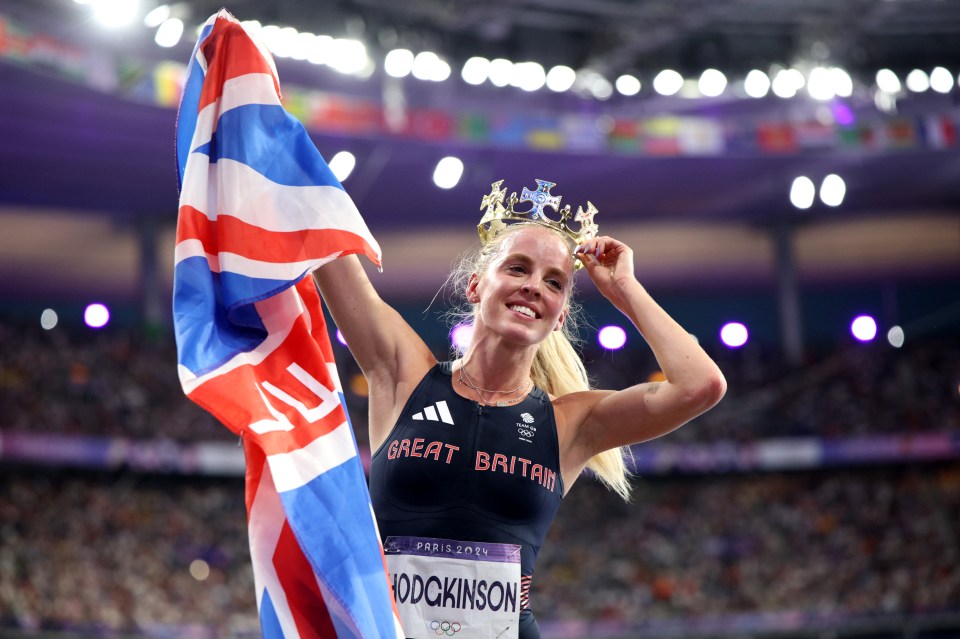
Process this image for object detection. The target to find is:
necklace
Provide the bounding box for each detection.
[458,363,531,407]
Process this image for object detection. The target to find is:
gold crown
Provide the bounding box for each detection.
[478,179,599,254]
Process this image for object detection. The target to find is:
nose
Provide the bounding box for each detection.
[521,280,541,297]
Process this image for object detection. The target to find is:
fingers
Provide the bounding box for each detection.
[574,236,621,264]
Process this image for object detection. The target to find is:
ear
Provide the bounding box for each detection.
[466,273,481,304]
[554,307,568,332]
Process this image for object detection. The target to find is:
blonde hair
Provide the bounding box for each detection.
[445,224,632,500]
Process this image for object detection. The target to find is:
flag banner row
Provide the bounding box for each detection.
[2,11,957,159]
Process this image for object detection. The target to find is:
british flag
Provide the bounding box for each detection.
[173,10,403,638]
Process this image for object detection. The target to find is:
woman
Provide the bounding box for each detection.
[313,179,726,639]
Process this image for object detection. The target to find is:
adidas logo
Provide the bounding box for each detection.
[411,400,454,425]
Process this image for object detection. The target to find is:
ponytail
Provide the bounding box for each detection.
[532,331,632,501]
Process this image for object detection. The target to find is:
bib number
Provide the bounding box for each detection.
[384,536,521,639]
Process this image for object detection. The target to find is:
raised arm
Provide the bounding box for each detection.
[557,236,727,470]
[313,256,436,449]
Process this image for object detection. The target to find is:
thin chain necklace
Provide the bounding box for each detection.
[458,362,531,407]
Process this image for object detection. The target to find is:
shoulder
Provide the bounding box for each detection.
[550,389,615,440]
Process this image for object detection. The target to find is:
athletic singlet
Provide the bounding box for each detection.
[369,362,565,639]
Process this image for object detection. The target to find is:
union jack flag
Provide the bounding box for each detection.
[173,10,403,638]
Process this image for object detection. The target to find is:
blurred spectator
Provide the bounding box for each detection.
[1,321,957,445]
[0,464,957,635]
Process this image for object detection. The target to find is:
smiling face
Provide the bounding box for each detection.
[466,224,574,348]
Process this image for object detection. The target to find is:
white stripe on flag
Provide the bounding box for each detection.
[268,421,357,493]
[248,463,300,638]
[179,154,381,247]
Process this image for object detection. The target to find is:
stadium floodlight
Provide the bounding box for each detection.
[744,69,771,98]
[84,303,110,329]
[720,322,748,348]
[329,151,356,182]
[433,156,464,189]
[790,176,815,209]
[850,315,878,342]
[598,325,628,350]
[819,174,846,207]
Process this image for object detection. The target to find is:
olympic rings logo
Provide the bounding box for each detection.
[429,620,462,635]
[517,428,534,438]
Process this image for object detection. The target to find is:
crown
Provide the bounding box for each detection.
[478,179,599,253]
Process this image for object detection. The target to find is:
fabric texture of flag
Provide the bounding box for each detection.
[173,10,402,638]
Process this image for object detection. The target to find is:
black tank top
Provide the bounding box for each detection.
[369,362,565,639]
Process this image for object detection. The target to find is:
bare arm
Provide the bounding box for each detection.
[313,256,435,449]
[558,237,727,471]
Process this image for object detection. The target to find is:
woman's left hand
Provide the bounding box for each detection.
[575,236,638,310]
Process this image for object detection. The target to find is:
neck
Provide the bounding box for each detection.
[458,339,536,391]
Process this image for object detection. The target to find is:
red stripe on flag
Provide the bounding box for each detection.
[189,364,347,454]
[176,205,377,266]
[199,18,279,112]
[274,520,337,639]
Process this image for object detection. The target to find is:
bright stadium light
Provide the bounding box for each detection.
[328,38,368,75]
[831,67,853,98]
[653,69,683,96]
[876,69,901,93]
[720,322,748,348]
[143,4,170,27]
[510,62,546,92]
[597,325,627,350]
[306,35,334,65]
[154,18,184,48]
[615,74,641,96]
[743,69,770,98]
[329,151,356,182]
[905,69,930,93]
[461,56,490,85]
[929,66,954,93]
[92,0,139,28]
[385,49,414,78]
[546,65,576,92]
[84,303,110,329]
[489,58,514,87]
[819,174,846,207]
[433,156,464,189]
[790,176,816,209]
[807,67,835,100]
[850,315,878,342]
[698,69,727,97]
[773,68,804,98]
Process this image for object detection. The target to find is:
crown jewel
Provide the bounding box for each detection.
[478,179,600,252]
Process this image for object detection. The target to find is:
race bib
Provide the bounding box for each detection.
[384,536,521,639]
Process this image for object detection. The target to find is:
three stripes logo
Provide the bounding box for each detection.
[411,400,454,425]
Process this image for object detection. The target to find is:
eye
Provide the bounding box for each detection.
[546,278,564,291]
[506,264,526,274]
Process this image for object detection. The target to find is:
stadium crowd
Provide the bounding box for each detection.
[0,320,958,446]
[0,464,957,636]
[1,319,958,636]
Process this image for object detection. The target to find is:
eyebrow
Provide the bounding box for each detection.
[501,253,570,282]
